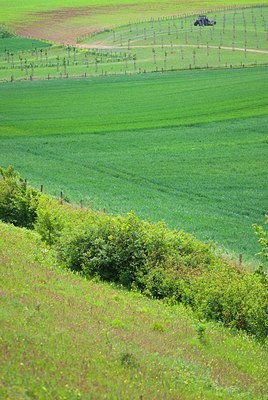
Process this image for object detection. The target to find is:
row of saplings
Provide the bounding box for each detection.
[0,166,267,340]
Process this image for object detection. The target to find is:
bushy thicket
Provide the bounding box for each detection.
[0,25,15,38]
[0,166,267,339]
[253,216,268,264]
[0,166,39,228]
[34,196,267,340]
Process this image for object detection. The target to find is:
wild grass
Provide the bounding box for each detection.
[0,221,267,399]
[1,67,267,261]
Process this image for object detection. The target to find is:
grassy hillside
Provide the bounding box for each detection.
[0,221,267,399]
[1,67,267,261]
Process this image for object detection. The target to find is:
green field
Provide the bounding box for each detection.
[1,67,267,262]
[0,222,267,399]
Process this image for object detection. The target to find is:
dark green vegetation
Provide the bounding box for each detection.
[0,25,15,39]
[0,166,267,339]
[0,37,50,53]
[1,67,267,261]
[0,221,267,399]
[0,166,38,228]
[0,7,267,82]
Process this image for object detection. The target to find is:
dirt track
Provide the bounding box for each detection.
[77,43,268,55]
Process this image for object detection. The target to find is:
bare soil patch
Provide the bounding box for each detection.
[12,5,134,44]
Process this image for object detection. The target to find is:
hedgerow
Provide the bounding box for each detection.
[0,166,267,340]
[34,196,267,340]
[0,166,39,228]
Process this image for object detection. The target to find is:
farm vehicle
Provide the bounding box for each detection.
[194,15,216,26]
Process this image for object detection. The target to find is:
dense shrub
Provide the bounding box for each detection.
[56,211,217,289]
[0,166,39,228]
[0,26,15,38]
[34,196,65,245]
[32,194,268,339]
[253,216,268,262]
[189,265,268,340]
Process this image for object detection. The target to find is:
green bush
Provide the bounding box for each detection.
[59,213,149,287]
[0,166,39,228]
[190,264,268,340]
[34,196,65,246]
[34,197,267,339]
[253,216,268,262]
[57,211,217,290]
[0,26,16,38]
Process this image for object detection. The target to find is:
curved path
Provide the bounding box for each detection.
[77,42,268,54]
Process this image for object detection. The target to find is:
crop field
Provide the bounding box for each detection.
[1,67,267,262]
[0,6,267,82]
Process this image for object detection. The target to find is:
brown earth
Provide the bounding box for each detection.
[12,5,132,45]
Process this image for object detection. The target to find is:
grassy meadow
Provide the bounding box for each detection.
[1,67,267,262]
[0,221,267,399]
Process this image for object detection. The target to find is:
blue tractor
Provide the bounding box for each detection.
[194,15,216,26]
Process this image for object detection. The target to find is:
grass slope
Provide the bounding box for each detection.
[1,67,267,261]
[0,221,267,399]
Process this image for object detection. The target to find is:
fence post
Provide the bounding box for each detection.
[60,191,63,205]
[239,254,243,265]
[80,200,83,209]
[40,184,43,193]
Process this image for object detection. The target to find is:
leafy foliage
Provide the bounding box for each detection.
[0,25,15,38]
[253,216,268,261]
[34,194,267,340]
[0,166,39,228]
[190,264,268,340]
[34,196,64,245]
